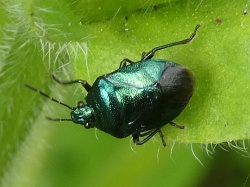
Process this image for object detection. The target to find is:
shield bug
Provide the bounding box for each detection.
[25,24,200,146]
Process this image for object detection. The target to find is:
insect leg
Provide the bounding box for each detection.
[132,128,162,146]
[158,129,166,147]
[119,58,135,68]
[52,74,91,92]
[169,121,185,129]
[141,24,200,61]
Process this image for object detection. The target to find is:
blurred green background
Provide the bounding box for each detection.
[1,0,250,186]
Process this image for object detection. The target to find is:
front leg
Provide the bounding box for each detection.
[52,74,92,92]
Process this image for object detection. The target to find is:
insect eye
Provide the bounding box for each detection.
[84,123,91,129]
[78,101,85,108]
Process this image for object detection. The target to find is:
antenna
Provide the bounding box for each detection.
[25,84,74,122]
[24,84,75,110]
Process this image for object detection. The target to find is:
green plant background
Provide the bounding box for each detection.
[1,0,250,186]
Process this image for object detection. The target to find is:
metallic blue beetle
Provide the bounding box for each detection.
[25,25,200,146]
